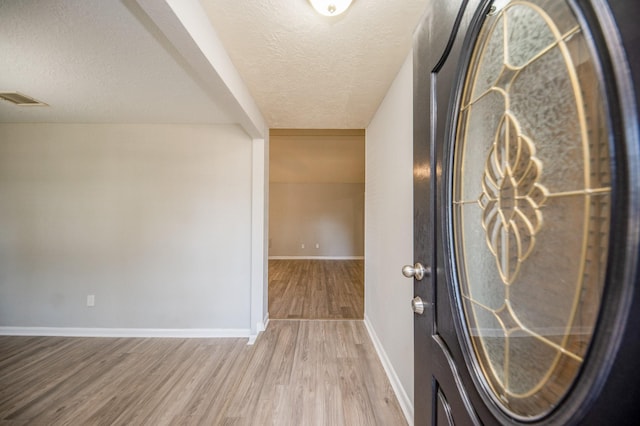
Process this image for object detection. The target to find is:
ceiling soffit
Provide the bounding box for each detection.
[270,129,365,184]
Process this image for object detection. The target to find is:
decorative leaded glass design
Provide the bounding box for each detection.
[452,0,611,419]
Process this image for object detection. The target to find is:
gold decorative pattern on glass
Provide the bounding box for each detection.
[479,112,547,284]
[452,0,611,419]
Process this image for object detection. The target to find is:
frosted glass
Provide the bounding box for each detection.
[523,0,579,36]
[510,46,584,193]
[451,0,611,418]
[457,91,505,202]
[510,196,587,346]
[506,5,556,67]
[507,332,559,395]
[471,15,505,100]
[457,204,504,309]
[471,307,506,386]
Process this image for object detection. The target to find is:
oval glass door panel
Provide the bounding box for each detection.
[452,0,611,419]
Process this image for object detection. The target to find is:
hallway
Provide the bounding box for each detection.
[268,260,364,319]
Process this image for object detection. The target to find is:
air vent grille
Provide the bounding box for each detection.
[0,92,48,106]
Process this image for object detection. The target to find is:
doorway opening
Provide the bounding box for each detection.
[268,129,365,319]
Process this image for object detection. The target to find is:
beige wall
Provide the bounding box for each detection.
[0,123,253,331]
[269,182,364,257]
[269,130,365,258]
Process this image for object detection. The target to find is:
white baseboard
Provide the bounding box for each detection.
[247,314,270,345]
[364,315,414,426]
[268,256,364,260]
[0,327,252,339]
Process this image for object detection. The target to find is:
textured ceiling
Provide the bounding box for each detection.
[1,0,429,130]
[0,0,235,124]
[201,0,429,129]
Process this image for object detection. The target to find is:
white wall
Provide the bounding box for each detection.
[365,52,415,420]
[269,183,364,258]
[251,135,269,338]
[0,123,253,332]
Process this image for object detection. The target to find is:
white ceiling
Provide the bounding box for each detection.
[0,0,428,130]
[0,0,236,124]
[201,0,428,129]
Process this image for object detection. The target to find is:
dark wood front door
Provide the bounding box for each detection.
[412,0,640,424]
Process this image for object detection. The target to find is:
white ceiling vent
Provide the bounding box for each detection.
[0,92,48,106]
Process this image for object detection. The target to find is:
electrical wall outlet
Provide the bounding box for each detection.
[315,243,320,248]
[87,294,95,307]
[301,243,305,249]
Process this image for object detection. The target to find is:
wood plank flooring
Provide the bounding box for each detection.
[0,320,407,425]
[269,260,364,319]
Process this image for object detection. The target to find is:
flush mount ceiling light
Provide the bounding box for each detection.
[309,0,353,16]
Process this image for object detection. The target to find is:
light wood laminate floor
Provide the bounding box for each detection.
[269,260,364,319]
[0,320,406,425]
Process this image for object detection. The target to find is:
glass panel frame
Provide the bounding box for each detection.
[449,0,613,420]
